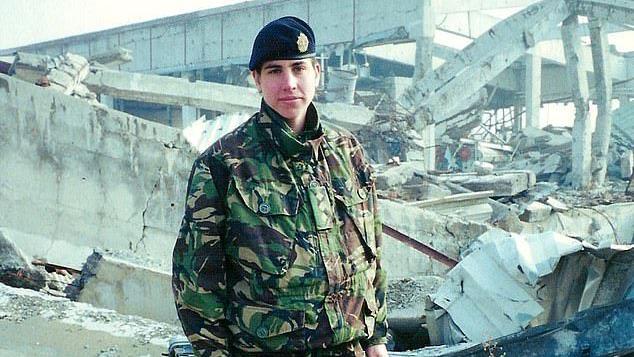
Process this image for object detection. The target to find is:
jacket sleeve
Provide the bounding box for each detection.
[363,180,389,348]
[172,157,230,357]
[347,134,389,348]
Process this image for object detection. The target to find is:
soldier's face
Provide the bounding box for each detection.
[253,59,320,125]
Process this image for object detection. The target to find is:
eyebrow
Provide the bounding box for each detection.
[262,63,282,70]
[262,60,308,70]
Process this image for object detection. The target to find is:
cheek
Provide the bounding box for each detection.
[263,83,279,95]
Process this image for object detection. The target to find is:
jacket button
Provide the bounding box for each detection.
[309,180,319,188]
[258,203,270,214]
[256,327,269,338]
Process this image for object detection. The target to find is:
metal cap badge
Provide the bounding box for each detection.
[297,32,309,53]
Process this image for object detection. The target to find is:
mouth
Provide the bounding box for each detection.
[279,96,302,102]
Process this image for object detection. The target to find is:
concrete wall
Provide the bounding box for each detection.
[0,74,196,268]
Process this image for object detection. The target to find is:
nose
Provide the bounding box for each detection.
[281,71,297,91]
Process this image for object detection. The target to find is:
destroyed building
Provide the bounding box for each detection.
[0,0,633,356]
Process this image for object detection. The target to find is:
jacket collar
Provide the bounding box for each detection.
[257,100,323,159]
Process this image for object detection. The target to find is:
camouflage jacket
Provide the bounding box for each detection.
[172,103,387,356]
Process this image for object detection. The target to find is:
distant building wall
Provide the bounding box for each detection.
[3,0,429,74]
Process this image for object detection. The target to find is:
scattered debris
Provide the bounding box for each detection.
[426,229,634,345]
[0,230,46,290]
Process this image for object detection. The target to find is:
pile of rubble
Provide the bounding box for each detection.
[375,160,634,355]
[9,52,98,103]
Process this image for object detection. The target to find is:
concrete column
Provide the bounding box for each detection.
[525,54,542,129]
[181,71,198,129]
[561,15,592,189]
[413,0,435,81]
[420,117,436,171]
[589,17,613,186]
[513,95,524,135]
[414,0,435,170]
[99,94,114,108]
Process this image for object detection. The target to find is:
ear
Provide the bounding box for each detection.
[251,71,262,92]
[313,62,321,82]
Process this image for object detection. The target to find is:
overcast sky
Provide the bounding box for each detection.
[1,1,632,53]
[0,0,249,50]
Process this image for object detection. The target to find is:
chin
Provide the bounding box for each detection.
[276,105,304,120]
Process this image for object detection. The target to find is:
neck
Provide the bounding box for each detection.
[286,116,305,134]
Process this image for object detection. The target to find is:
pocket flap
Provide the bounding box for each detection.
[230,303,306,338]
[233,178,300,216]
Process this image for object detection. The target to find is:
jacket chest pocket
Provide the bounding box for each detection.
[334,185,377,259]
[226,177,300,276]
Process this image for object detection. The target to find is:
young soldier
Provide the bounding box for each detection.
[172,16,388,357]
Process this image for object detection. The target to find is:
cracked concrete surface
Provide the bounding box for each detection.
[0,74,196,269]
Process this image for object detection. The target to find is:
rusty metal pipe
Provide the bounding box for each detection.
[382,224,458,268]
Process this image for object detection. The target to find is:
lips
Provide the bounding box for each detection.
[279,96,301,102]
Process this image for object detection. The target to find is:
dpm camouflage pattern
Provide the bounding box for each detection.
[172,104,387,356]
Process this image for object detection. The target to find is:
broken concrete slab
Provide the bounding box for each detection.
[89,47,133,68]
[379,199,489,278]
[440,170,536,197]
[408,191,493,223]
[84,69,261,114]
[545,196,569,212]
[375,163,417,189]
[492,211,524,234]
[519,201,552,222]
[473,161,494,176]
[10,52,54,82]
[536,202,634,246]
[77,251,177,324]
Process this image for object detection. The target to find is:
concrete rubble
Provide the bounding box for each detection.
[77,250,177,324]
[10,52,98,103]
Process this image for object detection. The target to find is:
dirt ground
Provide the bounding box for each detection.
[0,283,181,357]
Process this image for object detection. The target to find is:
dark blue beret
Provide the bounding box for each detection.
[249,16,316,71]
